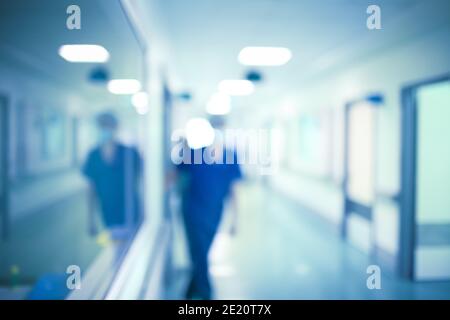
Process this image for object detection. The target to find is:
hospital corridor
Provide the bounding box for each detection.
[0,0,450,301]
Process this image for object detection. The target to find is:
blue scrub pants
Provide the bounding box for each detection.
[183,202,223,300]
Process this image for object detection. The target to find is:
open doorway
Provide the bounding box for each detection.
[400,74,450,281]
[343,96,382,253]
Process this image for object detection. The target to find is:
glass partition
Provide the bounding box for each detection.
[0,0,147,299]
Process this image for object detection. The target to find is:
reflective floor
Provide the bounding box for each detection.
[0,191,100,285]
[208,184,450,300]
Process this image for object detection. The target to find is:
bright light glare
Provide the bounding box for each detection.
[185,118,215,150]
[238,46,292,66]
[132,92,148,108]
[108,79,141,95]
[132,92,149,115]
[135,105,149,115]
[206,92,231,115]
[218,80,254,96]
[58,44,109,63]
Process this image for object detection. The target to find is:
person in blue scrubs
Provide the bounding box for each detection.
[178,117,242,300]
[82,112,142,240]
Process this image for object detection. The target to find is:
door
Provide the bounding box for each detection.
[401,74,450,280]
[343,100,378,252]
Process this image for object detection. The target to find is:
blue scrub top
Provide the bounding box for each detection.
[83,143,142,227]
[178,147,242,223]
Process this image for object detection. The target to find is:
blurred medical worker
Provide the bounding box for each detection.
[177,116,242,300]
[82,111,143,240]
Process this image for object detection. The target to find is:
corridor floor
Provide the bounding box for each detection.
[209,184,450,299]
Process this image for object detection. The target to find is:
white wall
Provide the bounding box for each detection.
[271,24,450,262]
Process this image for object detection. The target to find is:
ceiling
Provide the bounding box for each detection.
[2,0,447,121]
[138,0,449,119]
[0,0,144,112]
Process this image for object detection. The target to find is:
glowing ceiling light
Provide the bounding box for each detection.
[218,80,254,96]
[206,92,231,115]
[107,79,141,95]
[185,118,215,150]
[58,44,110,63]
[238,46,292,66]
[132,92,148,108]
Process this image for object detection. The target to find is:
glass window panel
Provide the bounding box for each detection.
[416,81,450,224]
